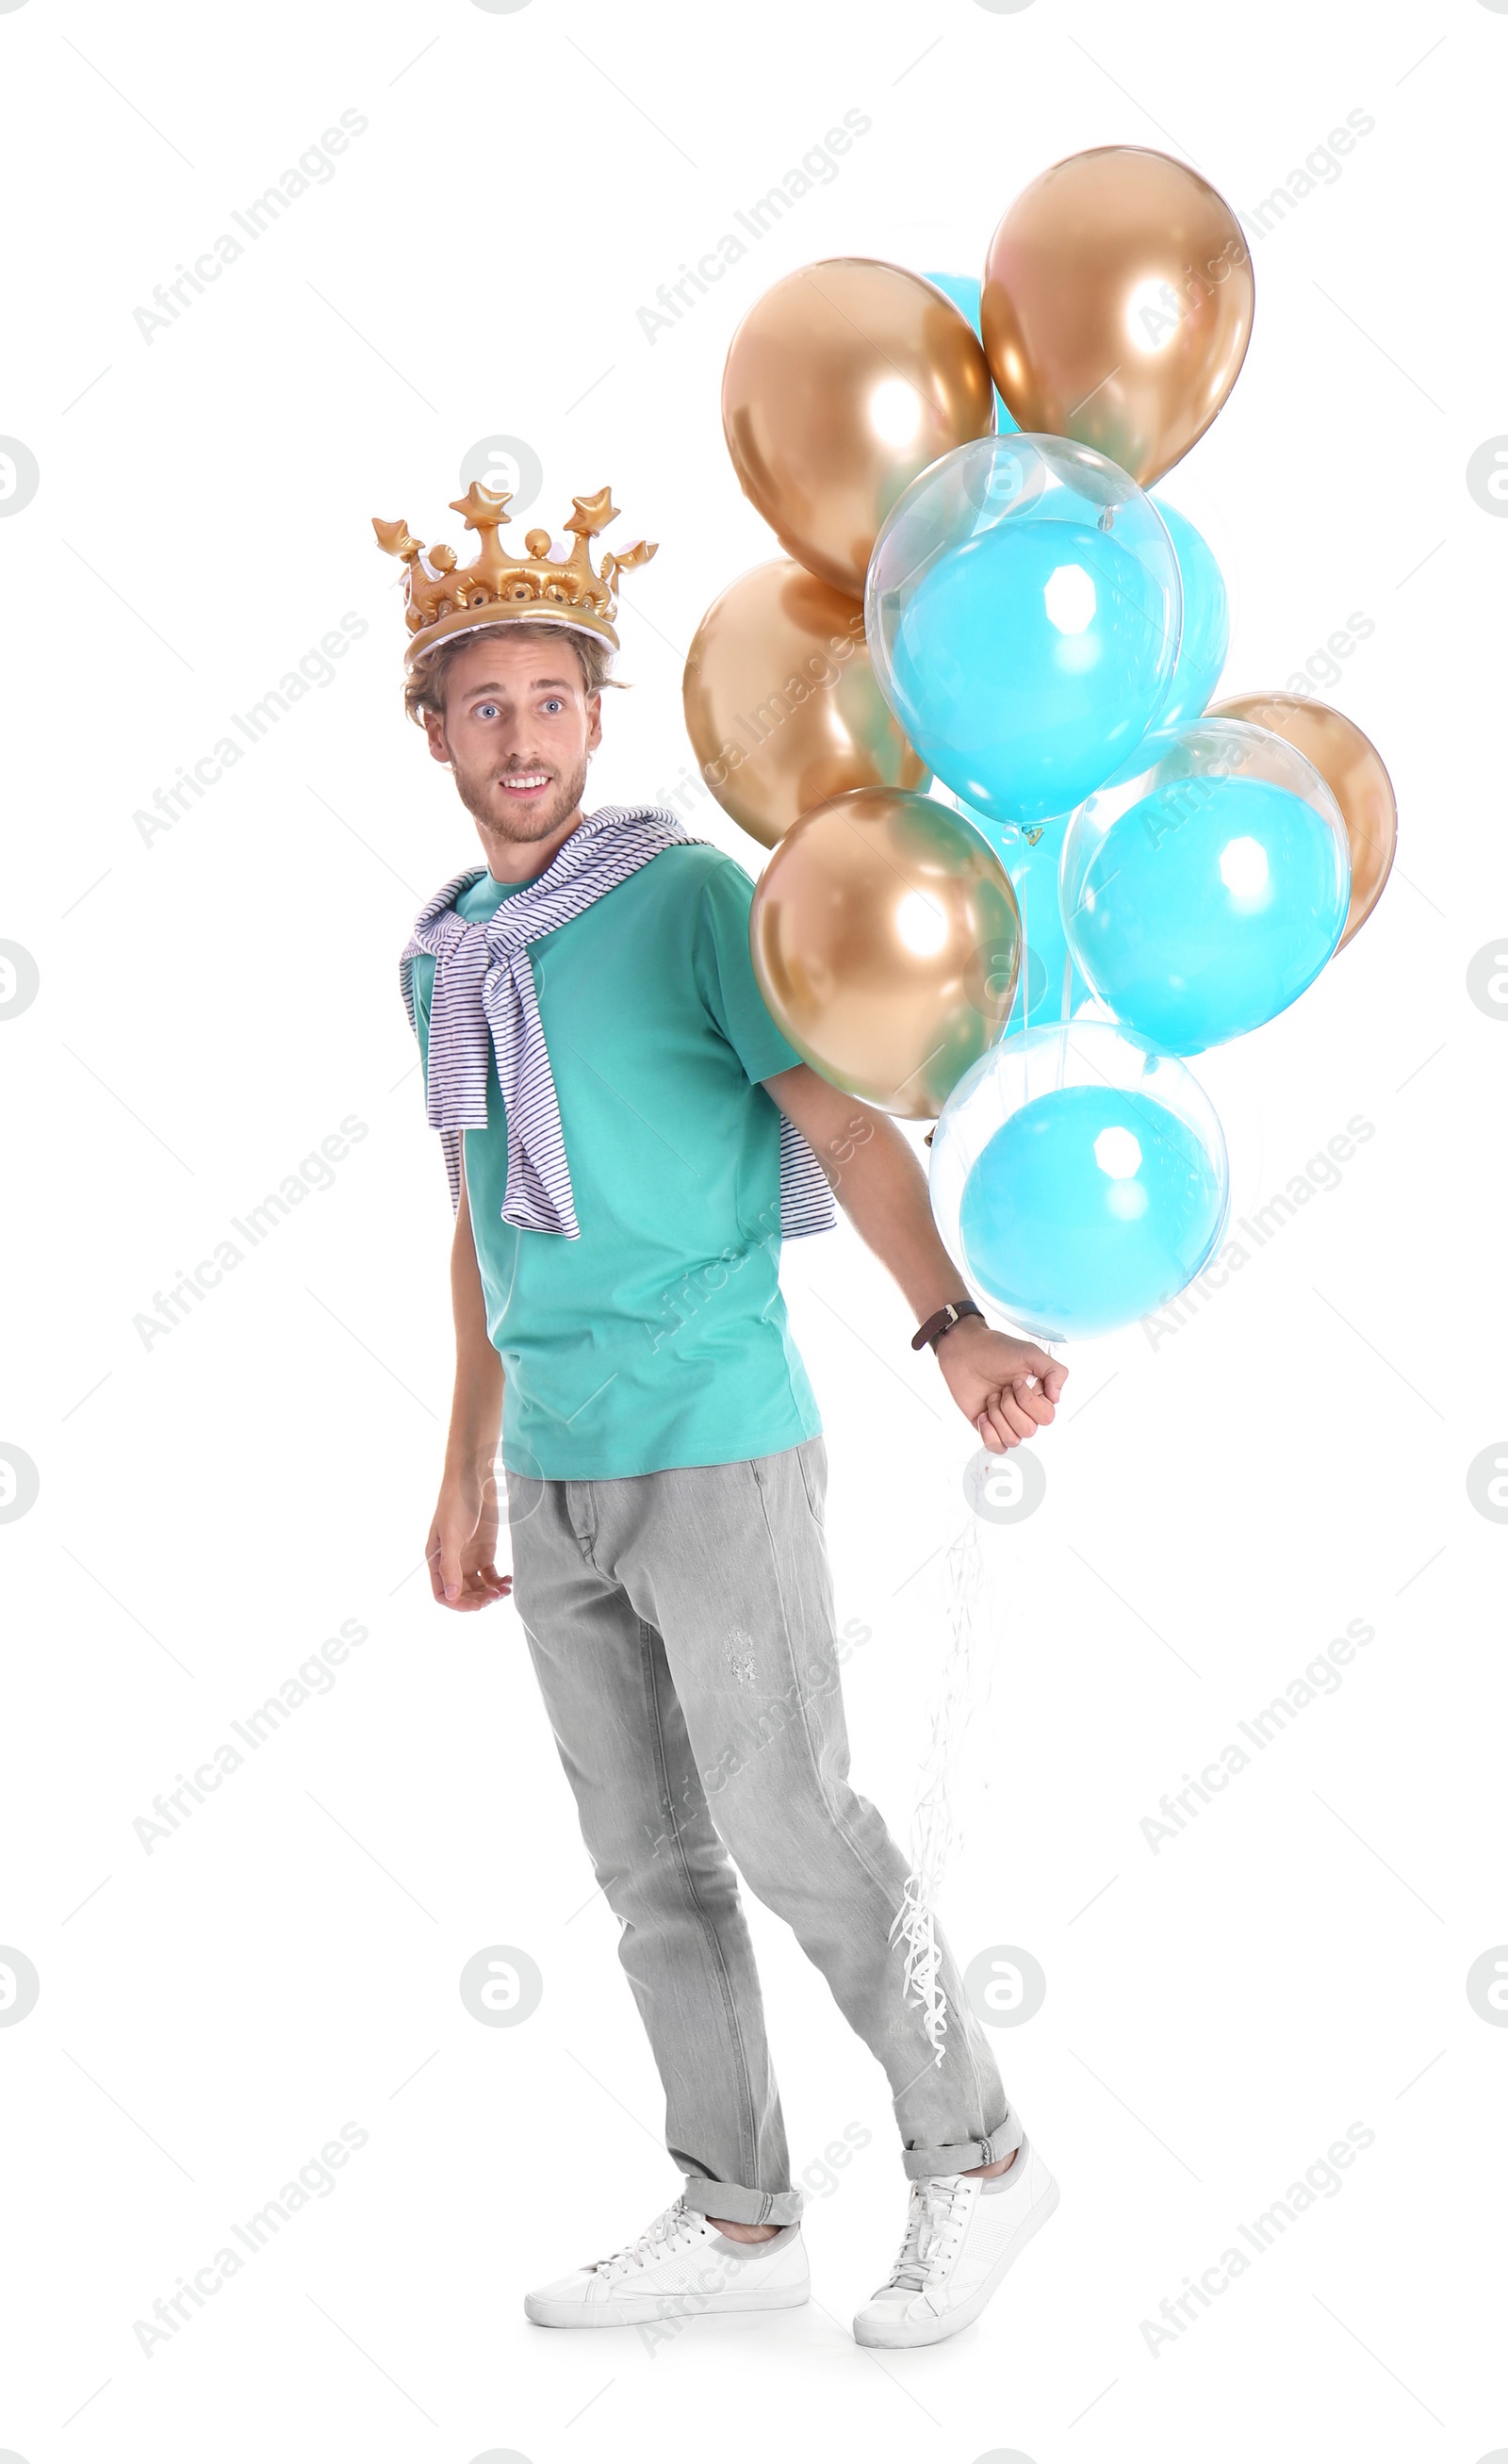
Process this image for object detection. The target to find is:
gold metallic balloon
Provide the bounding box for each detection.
[683,560,929,850]
[749,787,1020,1119]
[722,259,996,598]
[981,146,1254,488]
[1211,693,1397,947]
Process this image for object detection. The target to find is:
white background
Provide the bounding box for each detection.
[1,1,1504,2458]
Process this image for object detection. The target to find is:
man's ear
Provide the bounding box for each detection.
[585,690,603,755]
[421,707,451,765]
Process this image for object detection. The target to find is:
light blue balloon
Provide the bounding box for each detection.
[930,1025,1229,1341]
[920,271,1018,432]
[936,1025,1232,1350]
[1149,499,1228,731]
[957,806,1088,1035]
[921,268,981,322]
[1061,721,1352,1056]
[866,435,1182,829]
[958,1082,1228,1339]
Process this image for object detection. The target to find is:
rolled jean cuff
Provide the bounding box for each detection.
[901,2118,1024,2182]
[682,2174,805,2228]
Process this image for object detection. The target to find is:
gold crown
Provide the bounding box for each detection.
[372,482,656,665]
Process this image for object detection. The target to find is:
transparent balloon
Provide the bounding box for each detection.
[946,800,1090,1037]
[1061,718,1352,1056]
[1147,498,1228,731]
[865,433,1182,828]
[930,1022,1230,1341]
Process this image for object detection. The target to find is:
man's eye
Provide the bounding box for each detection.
[542,698,563,715]
[476,703,499,719]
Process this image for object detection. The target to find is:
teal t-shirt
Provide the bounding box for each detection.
[409,841,824,1479]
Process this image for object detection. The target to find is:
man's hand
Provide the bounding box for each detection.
[761,1066,1069,1457]
[427,1456,513,1611]
[933,1319,1068,1454]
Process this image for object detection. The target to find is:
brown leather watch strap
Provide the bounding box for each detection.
[910,1299,984,1354]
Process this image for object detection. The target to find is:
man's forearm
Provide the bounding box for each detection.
[825,1109,973,1322]
[763,1060,969,1323]
[764,1060,1064,1446]
[448,1175,504,1470]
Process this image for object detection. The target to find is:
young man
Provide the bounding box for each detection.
[382,481,1067,2348]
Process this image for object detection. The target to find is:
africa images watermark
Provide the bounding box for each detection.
[636,2120,874,2358]
[1139,2121,1377,2358]
[132,1115,369,1349]
[694,600,869,799]
[1279,608,1375,699]
[602,1608,878,1872]
[1140,1114,1376,1352]
[636,109,872,344]
[645,1104,875,1357]
[130,610,369,852]
[131,2122,370,2358]
[1123,226,1250,351]
[645,1188,785,1356]
[1137,1616,1377,1854]
[132,109,369,343]
[1239,108,1377,240]
[131,1618,369,1854]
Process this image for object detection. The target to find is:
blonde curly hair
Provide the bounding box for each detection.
[402,619,627,729]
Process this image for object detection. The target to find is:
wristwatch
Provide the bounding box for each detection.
[911,1299,984,1354]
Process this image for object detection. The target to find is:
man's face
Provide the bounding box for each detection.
[422,631,601,862]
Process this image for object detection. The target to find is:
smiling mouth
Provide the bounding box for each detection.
[498,772,552,796]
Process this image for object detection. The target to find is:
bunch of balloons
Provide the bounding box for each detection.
[684,143,1397,1342]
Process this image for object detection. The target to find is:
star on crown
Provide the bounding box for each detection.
[372,482,657,663]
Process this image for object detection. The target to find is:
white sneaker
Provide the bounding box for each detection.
[853,2137,1058,2348]
[524,2193,810,2329]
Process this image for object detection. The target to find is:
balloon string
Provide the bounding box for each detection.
[1017,851,1031,1101]
[1056,946,1073,1092]
[892,1517,992,2062]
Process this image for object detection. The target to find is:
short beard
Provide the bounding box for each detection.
[451,747,592,848]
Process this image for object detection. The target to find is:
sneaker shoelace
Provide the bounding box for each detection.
[889,2177,971,2292]
[594,2195,702,2281]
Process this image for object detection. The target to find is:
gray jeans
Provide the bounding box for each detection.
[505,1433,1020,2226]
